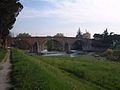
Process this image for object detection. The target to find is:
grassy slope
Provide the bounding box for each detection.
[11,49,105,90]
[34,55,120,90]
[0,49,7,62]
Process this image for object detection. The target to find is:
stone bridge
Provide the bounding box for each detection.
[8,37,96,53]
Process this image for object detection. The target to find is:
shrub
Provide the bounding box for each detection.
[112,50,120,61]
[106,49,113,56]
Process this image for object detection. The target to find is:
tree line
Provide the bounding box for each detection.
[93,28,120,60]
[93,28,120,49]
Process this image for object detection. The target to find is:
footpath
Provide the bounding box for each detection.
[0,50,12,90]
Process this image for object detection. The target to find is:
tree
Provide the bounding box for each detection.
[45,40,62,51]
[76,28,82,38]
[14,40,31,50]
[93,34,102,40]
[93,29,120,49]
[102,28,108,39]
[110,32,114,36]
[0,0,23,48]
[54,33,64,37]
[17,33,31,38]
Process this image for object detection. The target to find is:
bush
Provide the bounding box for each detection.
[112,50,120,61]
[106,49,113,56]
[104,49,113,60]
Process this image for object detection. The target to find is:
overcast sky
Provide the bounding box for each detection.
[12,0,120,37]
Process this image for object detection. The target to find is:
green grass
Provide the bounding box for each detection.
[0,49,7,62]
[11,49,120,90]
[34,56,120,90]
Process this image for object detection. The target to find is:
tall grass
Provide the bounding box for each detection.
[11,49,104,90]
[0,49,7,62]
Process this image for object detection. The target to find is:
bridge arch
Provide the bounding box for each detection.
[71,40,83,50]
[42,39,63,51]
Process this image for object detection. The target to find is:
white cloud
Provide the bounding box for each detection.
[20,0,120,23]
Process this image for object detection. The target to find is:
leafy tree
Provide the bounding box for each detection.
[17,33,31,38]
[102,28,109,39]
[93,34,102,40]
[54,33,64,37]
[93,29,120,49]
[14,40,31,50]
[110,32,114,36]
[93,29,110,48]
[46,40,62,51]
[0,0,23,48]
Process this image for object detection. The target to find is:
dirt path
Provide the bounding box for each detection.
[0,50,12,90]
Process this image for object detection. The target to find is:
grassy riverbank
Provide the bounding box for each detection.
[11,49,120,90]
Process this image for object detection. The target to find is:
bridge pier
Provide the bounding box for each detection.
[32,41,41,54]
[64,42,71,54]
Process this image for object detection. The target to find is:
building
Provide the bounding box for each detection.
[83,31,91,39]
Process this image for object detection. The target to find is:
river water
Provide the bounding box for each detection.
[41,50,86,57]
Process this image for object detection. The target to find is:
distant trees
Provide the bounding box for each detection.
[14,40,31,50]
[93,28,120,49]
[93,34,102,40]
[93,29,120,61]
[103,28,108,38]
[14,33,31,50]
[54,33,64,37]
[17,33,31,38]
[93,28,109,40]
[45,40,63,51]
[0,0,23,48]
[45,33,64,51]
